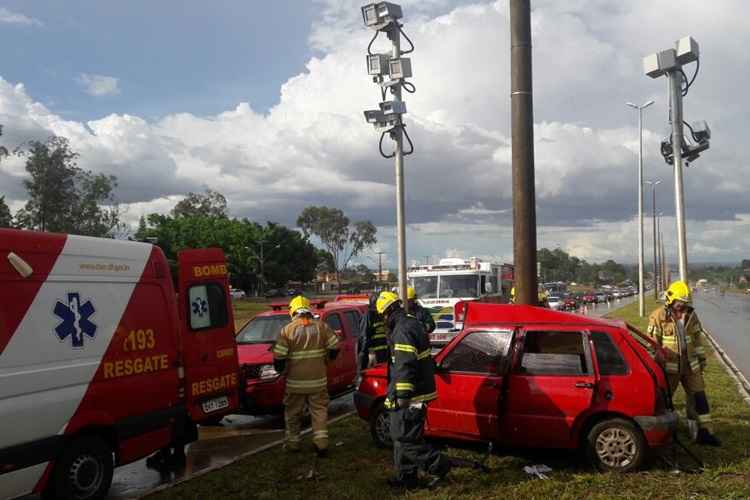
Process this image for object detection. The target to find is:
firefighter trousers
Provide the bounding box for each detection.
[668,370,713,431]
[283,389,330,450]
[390,405,448,480]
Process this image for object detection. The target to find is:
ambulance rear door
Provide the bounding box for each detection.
[177,248,239,423]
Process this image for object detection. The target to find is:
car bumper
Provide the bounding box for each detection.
[354,390,375,420]
[635,411,677,447]
[240,377,286,414]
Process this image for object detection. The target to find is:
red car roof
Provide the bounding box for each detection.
[256,299,366,317]
[464,302,625,329]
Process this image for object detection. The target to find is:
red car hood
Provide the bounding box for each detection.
[237,343,274,365]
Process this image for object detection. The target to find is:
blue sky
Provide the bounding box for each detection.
[0,0,316,120]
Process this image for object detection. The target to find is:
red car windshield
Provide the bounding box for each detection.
[236,316,290,344]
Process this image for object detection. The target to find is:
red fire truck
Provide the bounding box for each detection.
[0,229,239,500]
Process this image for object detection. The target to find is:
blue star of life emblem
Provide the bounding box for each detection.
[192,297,208,317]
[54,292,97,348]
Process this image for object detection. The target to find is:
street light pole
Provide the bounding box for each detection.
[627,100,654,317]
[668,72,689,283]
[646,179,661,300]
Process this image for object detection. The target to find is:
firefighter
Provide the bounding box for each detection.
[273,295,340,456]
[377,291,450,488]
[647,281,721,446]
[357,292,389,372]
[406,287,436,334]
[510,285,549,307]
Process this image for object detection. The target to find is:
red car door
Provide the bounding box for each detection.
[502,326,596,448]
[323,311,349,392]
[427,329,514,441]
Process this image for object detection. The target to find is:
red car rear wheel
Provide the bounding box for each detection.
[586,418,645,472]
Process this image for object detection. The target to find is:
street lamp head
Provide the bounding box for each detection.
[642,100,655,108]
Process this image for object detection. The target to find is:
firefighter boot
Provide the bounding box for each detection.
[696,428,721,447]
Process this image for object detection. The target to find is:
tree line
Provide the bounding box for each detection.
[537,247,634,286]
[0,127,378,293]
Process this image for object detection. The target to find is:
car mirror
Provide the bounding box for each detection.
[436,359,450,372]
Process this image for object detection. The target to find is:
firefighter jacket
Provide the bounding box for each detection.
[273,316,340,394]
[357,309,388,368]
[384,308,437,409]
[647,306,708,375]
[412,303,436,334]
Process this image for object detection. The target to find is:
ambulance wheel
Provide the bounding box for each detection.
[369,401,392,449]
[49,436,113,500]
[586,418,645,473]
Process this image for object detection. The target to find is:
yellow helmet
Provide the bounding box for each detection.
[407,287,417,300]
[376,291,400,315]
[666,280,692,306]
[289,295,312,317]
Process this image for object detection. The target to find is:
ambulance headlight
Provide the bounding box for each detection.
[259,364,279,380]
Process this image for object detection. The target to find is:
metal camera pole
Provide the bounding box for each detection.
[387,27,409,312]
[668,72,689,283]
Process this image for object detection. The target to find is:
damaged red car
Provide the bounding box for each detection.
[354,303,676,472]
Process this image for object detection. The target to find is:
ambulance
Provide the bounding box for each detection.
[0,229,240,500]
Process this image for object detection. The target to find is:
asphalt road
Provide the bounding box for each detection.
[107,395,355,499]
[692,290,750,381]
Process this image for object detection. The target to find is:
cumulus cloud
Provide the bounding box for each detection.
[0,7,42,27]
[1,0,749,263]
[77,73,121,97]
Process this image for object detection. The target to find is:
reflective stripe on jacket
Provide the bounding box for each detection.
[384,308,437,409]
[646,306,708,374]
[273,316,339,394]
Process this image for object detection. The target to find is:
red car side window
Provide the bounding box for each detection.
[441,330,512,374]
[325,313,345,338]
[520,331,590,376]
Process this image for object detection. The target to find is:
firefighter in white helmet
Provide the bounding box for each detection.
[647,281,720,446]
[273,296,340,455]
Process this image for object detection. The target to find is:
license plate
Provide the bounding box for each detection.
[202,396,229,414]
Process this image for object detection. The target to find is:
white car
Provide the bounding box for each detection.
[429,320,458,347]
[547,296,562,310]
[230,288,246,299]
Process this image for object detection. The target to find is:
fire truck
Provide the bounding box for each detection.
[0,229,239,500]
[407,258,513,311]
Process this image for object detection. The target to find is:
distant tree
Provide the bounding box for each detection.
[172,189,227,218]
[14,136,120,236]
[297,206,377,291]
[0,125,9,161]
[0,196,12,227]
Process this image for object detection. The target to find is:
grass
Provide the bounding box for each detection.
[148,299,750,500]
[232,300,270,330]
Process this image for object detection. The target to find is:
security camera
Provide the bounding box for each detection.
[682,140,709,163]
[388,58,412,79]
[367,53,391,76]
[361,2,403,29]
[379,100,407,115]
[691,120,711,142]
[363,108,400,131]
[644,49,678,78]
[675,36,699,65]
[364,109,385,124]
[660,137,674,165]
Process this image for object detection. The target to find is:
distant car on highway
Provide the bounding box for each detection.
[355,303,676,472]
[583,293,597,304]
[230,288,246,299]
[547,296,562,310]
[562,297,578,311]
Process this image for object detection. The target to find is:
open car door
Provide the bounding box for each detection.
[178,248,239,423]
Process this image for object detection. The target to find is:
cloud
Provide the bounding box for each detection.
[77,74,121,97]
[1,1,750,264]
[0,7,42,27]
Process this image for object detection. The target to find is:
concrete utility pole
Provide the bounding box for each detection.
[646,179,661,299]
[626,100,654,318]
[510,0,538,305]
[376,251,385,285]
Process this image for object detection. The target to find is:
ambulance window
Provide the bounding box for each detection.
[188,283,228,331]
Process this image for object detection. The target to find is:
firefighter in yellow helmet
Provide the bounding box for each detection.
[646,281,720,446]
[377,291,450,489]
[406,287,436,334]
[509,286,516,304]
[509,285,548,307]
[273,296,341,455]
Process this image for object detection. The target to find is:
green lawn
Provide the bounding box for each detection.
[148,299,750,500]
[232,300,270,330]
